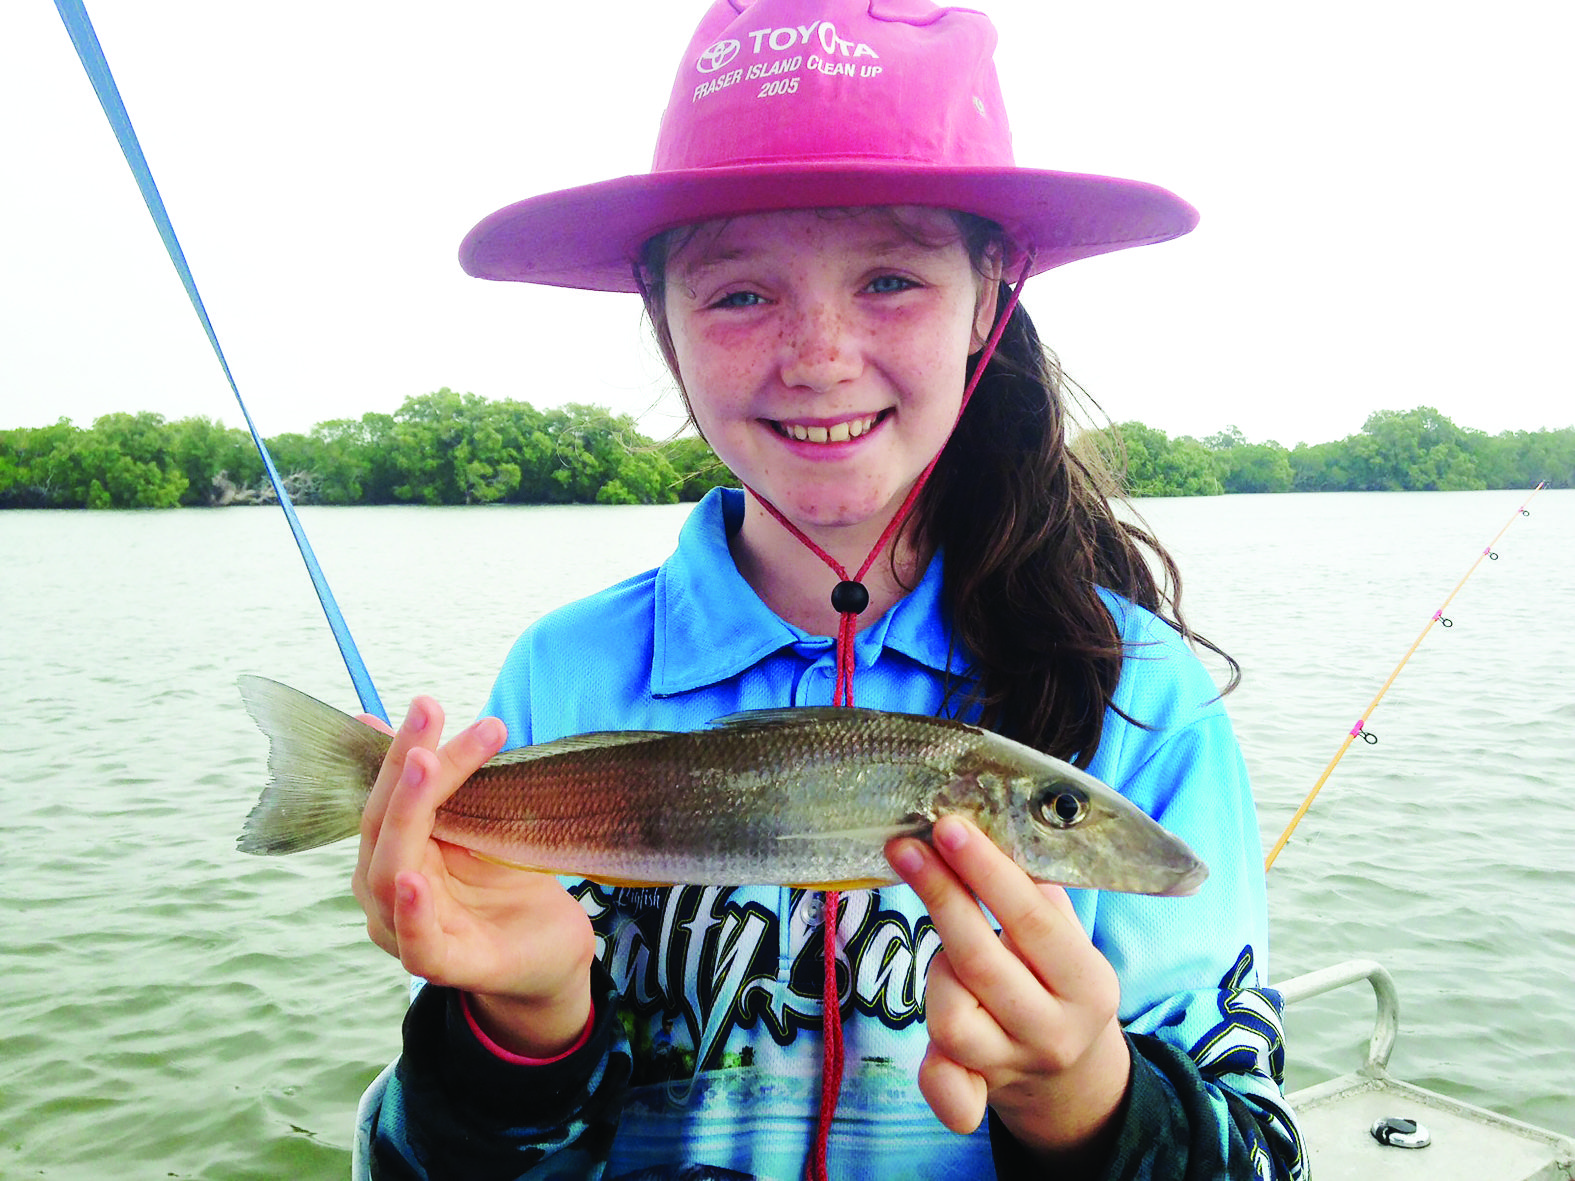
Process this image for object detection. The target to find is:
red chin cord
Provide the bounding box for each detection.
[743,255,1033,1181]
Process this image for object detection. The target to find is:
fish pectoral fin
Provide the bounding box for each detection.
[774,819,933,844]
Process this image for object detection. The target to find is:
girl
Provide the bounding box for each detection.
[353,2,1305,1178]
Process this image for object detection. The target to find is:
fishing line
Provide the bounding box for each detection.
[52,0,387,723]
[1264,481,1545,870]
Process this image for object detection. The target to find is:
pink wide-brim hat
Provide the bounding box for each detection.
[460,0,1198,293]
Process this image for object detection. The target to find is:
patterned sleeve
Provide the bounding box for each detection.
[365,965,632,1180]
[1112,1020,1304,1180]
[1101,956,1304,1180]
[988,1008,1304,1181]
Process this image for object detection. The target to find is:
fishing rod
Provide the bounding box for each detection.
[53,0,387,723]
[1264,481,1546,870]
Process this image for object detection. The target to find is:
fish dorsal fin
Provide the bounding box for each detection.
[486,729,673,764]
[707,706,981,734]
[707,706,859,730]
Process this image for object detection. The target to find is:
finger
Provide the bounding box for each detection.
[928,816,1100,998]
[361,696,445,846]
[429,714,508,790]
[389,868,451,981]
[930,815,1070,952]
[889,829,1049,1030]
[366,716,507,898]
[918,1045,989,1134]
[923,949,1015,1069]
[363,745,442,922]
[998,883,1111,998]
[355,696,445,903]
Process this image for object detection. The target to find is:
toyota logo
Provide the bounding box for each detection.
[696,39,741,73]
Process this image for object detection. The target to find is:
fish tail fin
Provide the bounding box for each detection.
[235,675,392,855]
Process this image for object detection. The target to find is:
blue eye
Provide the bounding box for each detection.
[712,291,764,309]
[867,275,917,294]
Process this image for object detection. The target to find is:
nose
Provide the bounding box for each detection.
[777,300,862,392]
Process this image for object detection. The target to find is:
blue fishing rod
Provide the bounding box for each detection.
[53,0,388,724]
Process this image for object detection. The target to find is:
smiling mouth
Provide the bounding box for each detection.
[770,411,885,444]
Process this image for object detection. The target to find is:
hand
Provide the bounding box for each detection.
[886,816,1131,1162]
[352,696,595,1057]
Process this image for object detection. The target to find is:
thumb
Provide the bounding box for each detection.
[918,1046,989,1134]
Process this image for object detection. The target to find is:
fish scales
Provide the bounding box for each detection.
[431,718,971,885]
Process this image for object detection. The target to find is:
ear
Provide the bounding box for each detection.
[969,250,1004,353]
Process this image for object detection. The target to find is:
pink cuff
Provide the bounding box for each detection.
[460,992,595,1066]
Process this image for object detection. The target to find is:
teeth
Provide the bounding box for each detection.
[782,414,878,444]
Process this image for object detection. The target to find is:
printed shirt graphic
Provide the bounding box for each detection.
[357,489,1307,1180]
[584,882,990,1178]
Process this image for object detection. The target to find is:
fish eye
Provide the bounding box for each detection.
[1033,785,1089,830]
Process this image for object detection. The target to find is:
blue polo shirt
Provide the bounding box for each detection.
[363,488,1305,1181]
[482,487,971,740]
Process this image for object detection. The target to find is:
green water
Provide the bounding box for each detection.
[4,492,1572,1177]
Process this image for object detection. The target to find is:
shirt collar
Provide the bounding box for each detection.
[651,488,968,697]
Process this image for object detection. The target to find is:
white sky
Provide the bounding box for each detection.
[3,1,1571,449]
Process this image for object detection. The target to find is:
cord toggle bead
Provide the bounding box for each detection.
[830,580,870,615]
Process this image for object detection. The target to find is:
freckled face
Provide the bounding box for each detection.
[663,208,998,536]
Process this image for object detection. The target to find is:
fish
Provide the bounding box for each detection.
[235,675,1208,896]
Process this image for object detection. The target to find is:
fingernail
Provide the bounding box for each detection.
[934,816,969,852]
[400,755,425,789]
[889,841,925,877]
[405,700,428,733]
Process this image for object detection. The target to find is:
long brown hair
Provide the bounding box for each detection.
[914,271,1238,764]
[639,212,1236,765]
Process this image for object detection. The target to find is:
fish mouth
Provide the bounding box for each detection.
[1165,858,1210,897]
[768,410,887,445]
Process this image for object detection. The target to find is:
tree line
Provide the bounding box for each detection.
[0,393,1568,510]
[1084,407,1571,496]
[0,389,735,510]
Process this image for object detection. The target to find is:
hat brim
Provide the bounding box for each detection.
[459,161,1197,292]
